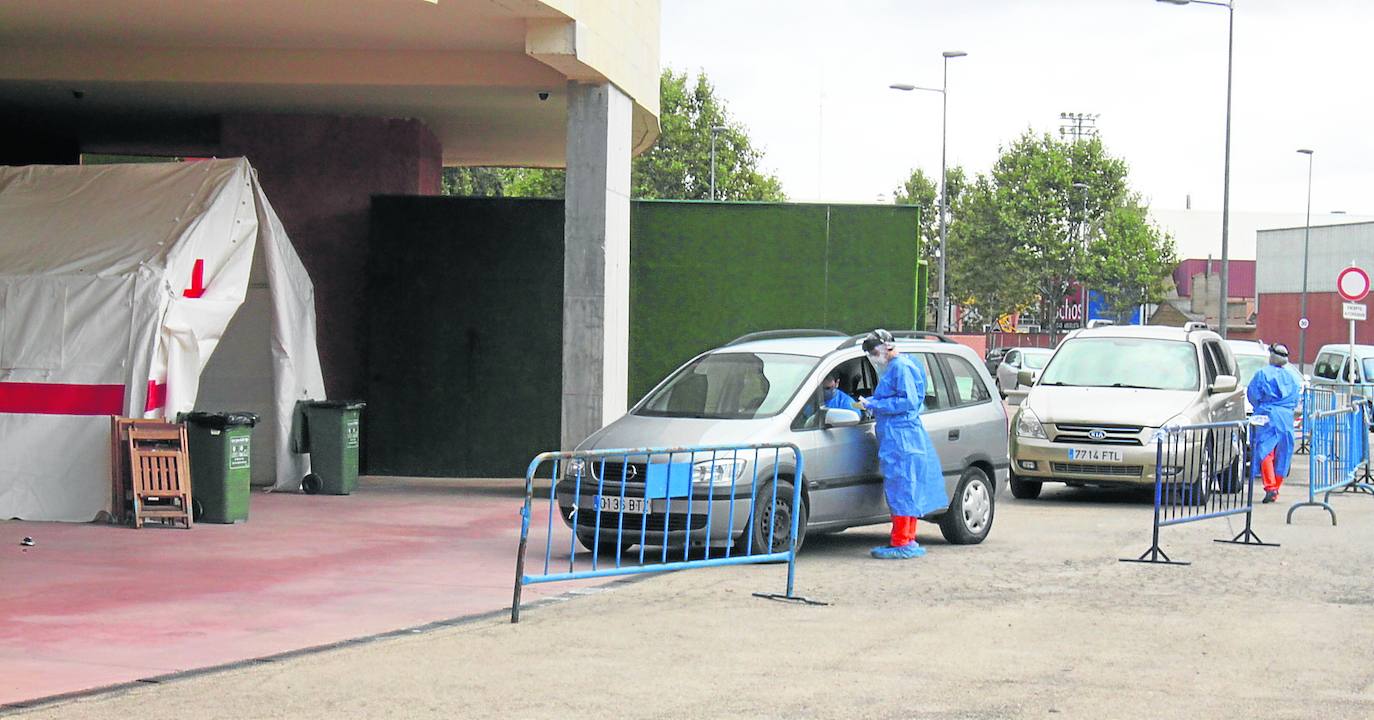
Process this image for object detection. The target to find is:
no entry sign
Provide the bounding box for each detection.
[1337,266,1370,302]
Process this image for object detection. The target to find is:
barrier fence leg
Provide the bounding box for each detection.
[1218,428,1279,548]
[511,499,532,624]
[752,457,827,607]
[1122,440,1189,566]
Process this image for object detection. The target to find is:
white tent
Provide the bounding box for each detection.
[0,158,326,521]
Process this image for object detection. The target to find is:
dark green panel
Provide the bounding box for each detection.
[366,196,563,477]
[628,201,921,403]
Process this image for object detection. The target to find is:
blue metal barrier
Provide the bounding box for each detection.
[1287,399,1372,525]
[1122,418,1278,566]
[1296,387,1339,455]
[510,442,822,622]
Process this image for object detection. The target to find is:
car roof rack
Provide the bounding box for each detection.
[1183,321,1210,333]
[834,330,955,351]
[725,329,848,347]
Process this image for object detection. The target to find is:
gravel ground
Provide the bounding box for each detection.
[13,466,1374,720]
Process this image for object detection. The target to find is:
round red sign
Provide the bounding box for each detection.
[1337,266,1370,302]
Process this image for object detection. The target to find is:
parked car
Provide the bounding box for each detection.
[995,347,1054,396]
[985,347,1009,376]
[1008,323,1246,501]
[1310,343,1374,396]
[560,330,1011,553]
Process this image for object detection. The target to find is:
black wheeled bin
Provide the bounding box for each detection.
[299,401,366,495]
[180,411,259,523]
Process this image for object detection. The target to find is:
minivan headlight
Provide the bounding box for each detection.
[1016,408,1048,440]
[693,458,748,486]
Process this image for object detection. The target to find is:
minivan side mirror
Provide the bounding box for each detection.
[1017,368,1037,387]
[1210,374,1238,394]
[822,408,862,428]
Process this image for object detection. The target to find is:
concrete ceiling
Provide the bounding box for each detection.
[0,0,658,167]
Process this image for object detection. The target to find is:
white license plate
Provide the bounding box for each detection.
[1067,448,1123,463]
[594,495,649,514]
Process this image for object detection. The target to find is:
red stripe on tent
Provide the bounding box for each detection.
[183,258,206,298]
[145,381,166,412]
[0,382,125,415]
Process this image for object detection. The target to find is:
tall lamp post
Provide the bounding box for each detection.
[1157,0,1234,338]
[890,49,967,334]
[709,125,728,201]
[1073,181,1091,327]
[1297,148,1314,372]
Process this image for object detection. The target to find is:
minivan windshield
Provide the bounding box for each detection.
[636,352,818,419]
[1039,337,1200,391]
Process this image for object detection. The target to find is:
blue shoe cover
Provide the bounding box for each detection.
[870,542,925,560]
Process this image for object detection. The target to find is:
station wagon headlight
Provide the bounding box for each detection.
[1015,408,1048,440]
[562,458,587,481]
[693,458,748,486]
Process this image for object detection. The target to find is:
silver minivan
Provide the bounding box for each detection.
[559,330,1011,553]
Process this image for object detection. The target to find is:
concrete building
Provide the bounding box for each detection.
[1256,222,1374,370]
[0,0,661,449]
[1150,207,1374,261]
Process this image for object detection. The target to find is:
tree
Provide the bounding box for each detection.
[634,69,784,201]
[1081,205,1178,322]
[440,69,784,201]
[946,176,1037,325]
[894,167,967,326]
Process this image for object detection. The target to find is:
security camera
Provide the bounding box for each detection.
[538,91,550,101]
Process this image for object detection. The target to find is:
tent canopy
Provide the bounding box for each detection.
[0,158,325,521]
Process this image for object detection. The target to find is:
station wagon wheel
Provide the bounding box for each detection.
[1009,472,1042,500]
[940,467,995,545]
[746,478,806,555]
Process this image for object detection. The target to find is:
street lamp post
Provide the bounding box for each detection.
[1073,181,1090,327]
[709,125,728,201]
[1297,148,1314,372]
[890,49,967,334]
[1156,0,1235,338]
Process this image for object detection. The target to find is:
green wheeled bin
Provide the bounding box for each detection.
[299,401,366,495]
[181,411,259,523]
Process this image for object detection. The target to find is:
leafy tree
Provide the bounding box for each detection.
[894,167,967,325]
[1081,205,1178,322]
[440,69,784,202]
[634,69,784,201]
[946,176,1037,324]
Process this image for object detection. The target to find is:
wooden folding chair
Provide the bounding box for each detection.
[126,424,194,529]
[111,417,162,524]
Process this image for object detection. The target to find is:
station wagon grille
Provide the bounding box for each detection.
[589,462,648,484]
[1052,423,1144,446]
[1051,462,1144,477]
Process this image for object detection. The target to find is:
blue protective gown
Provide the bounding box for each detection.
[1247,364,1301,478]
[865,354,949,517]
[825,387,858,411]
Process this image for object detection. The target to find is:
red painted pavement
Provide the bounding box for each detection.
[0,478,604,706]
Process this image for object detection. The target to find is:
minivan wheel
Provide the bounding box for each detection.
[1009,473,1042,500]
[939,467,995,545]
[746,479,807,555]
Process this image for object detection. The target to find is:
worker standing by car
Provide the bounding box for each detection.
[1248,343,1301,503]
[858,329,949,559]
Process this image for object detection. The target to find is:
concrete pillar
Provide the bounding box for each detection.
[562,82,632,449]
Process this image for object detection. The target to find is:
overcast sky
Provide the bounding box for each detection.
[660,0,1372,216]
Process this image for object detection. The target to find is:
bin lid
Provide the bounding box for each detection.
[180,411,260,429]
[302,400,367,411]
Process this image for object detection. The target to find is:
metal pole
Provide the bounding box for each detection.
[937,56,950,334]
[1218,1,1235,338]
[1299,149,1314,373]
[710,130,717,201]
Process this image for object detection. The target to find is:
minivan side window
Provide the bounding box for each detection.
[1005,350,1020,367]
[945,355,992,406]
[1314,352,1342,380]
[1201,343,1221,384]
[866,353,950,411]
